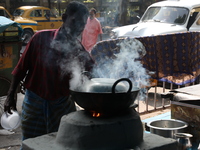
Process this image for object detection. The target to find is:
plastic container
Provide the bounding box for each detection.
[1,110,21,130]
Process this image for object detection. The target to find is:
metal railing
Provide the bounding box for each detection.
[136,79,199,114]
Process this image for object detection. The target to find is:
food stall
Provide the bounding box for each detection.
[0,16,22,97]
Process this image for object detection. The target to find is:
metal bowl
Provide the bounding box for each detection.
[147,119,188,139]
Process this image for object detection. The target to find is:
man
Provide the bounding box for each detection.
[4,1,94,143]
[44,10,50,20]
[81,8,103,53]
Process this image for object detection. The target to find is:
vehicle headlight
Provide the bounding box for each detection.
[109,30,118,39]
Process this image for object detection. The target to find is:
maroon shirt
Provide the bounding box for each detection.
[12,29,94,100]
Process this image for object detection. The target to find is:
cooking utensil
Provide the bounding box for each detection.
[174,133,193,150]
[87,78,128,93]
[80,71,130,93]
[1,110,21,130]
[84,78,131,93]
[147,119,188,139]
[70,78,140,115]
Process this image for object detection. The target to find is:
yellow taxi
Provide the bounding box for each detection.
[13,6,63,44]
[0,6,12,19]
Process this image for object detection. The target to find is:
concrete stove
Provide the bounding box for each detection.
[22,108,178,150]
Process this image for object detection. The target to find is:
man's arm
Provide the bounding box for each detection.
[4,75,21,114]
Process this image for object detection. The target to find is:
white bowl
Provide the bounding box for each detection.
[1,110,21,130]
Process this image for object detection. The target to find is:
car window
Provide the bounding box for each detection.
[197,18,200,25]
[30,9,42,17]
[196,13,200,25]
[0,9,10,18]
[13,9,24,16]
[0,10,5,16]
[142,7,160,21]
[186,7,200,28]
[142,6,188,25]
[4,11,10,18]
[44,9,56,18]
[194,8,200,25]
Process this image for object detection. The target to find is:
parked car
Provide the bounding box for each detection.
[13,6,63,44]
[111,0,200,38]
[0,6,12,19]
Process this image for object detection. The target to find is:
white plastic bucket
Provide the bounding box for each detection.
[1,110,21,130]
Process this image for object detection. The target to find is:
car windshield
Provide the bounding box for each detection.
[141,6,189,25]
[13,9,24,16]
[0,9,7,17]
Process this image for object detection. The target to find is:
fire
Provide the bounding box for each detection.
[91,111,101,117]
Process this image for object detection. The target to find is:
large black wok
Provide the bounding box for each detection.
[70,78,140,115]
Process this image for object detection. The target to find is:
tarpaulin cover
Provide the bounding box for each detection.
[91,32,200,85]
[0,16,23,35]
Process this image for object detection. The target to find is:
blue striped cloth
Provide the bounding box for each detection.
[21,90,76,141]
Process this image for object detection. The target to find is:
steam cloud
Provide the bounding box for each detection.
[50,31,86,90]
[50,32,152,100]
[92,38,152,100]
[92,38,150,87]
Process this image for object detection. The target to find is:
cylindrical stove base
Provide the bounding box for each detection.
[56,108,143,150]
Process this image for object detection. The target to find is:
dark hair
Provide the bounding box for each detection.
[90,8,96,14]
[64,1,89,16]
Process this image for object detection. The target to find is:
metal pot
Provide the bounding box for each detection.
[70,78,140,115]
[174,133,193,150]
[147,119,188,139]
[84,78,130,93]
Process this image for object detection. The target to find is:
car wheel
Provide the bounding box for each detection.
[22,29,34,45]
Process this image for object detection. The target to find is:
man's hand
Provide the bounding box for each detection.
[4,76,21,114]
[4,94,17,114]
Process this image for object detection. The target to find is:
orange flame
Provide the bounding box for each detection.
[91,111,101,117]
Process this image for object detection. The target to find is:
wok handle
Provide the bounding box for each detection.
[112,78,132,94]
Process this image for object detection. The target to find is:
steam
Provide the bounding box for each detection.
[49,9,89,82]
[50,29,152,100]
[92,38,151,88]
[91,38,153,100]
[50,30,86,89]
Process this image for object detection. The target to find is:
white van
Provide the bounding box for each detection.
[111,0,200,38]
